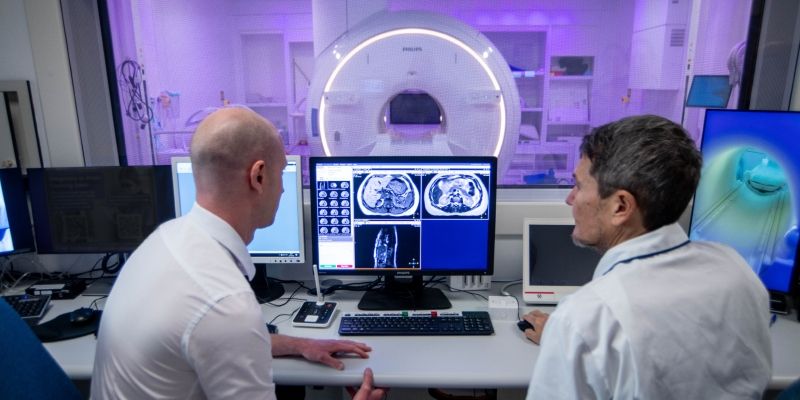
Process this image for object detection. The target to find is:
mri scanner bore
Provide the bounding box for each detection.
[306,12,520,178]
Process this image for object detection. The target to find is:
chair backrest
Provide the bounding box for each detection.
[776,378,800,400]
[0,299,82,400]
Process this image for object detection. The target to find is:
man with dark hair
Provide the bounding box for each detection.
[521,115,772,399]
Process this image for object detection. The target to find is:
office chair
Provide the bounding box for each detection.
[776,378,800,400]
[0,299,82,400]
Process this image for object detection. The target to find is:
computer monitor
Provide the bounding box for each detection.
[28,166,174,254]
[310,156,497,310]
[690,110,800,302]
[685,75,732,108]
[0,168,35,256]
[171,155,305,302]
[522,217,601,304]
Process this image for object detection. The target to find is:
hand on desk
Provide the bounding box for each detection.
[349,368,387,400]
[271,335,372,370]
[521,310,550,345]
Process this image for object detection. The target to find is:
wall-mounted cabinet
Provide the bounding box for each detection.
[482,30,548,185]
[483,28,597,184]
[487,41,594,184]
[238,34,314,148]
[546,56,593,136]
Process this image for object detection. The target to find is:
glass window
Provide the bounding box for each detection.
[104,0,753,186]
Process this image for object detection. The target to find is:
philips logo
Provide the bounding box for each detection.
[396,271,411,276]
[402,46,422,52]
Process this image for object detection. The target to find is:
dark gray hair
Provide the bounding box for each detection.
[580,115,702,231]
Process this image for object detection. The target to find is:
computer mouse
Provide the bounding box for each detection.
[516,319,535,332]
[69,307,96,326]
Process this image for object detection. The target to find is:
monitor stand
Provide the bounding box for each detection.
[358,275,452,310]
[250,263,285,304]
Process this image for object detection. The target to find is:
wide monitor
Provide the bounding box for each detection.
[171,155,305,302]
[310,156,497,310]
[522,217,601,304]
[690,110,800,302]
[0,168,35,256]
[28,166,174,254]
[685,75,732,108]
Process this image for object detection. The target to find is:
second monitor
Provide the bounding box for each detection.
[171,155,305,302]
[310,156,497,310]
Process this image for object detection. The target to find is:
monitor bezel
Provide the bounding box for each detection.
[690,109,800,296]
[170,155,306,264]
[685,74,732,109]
[309,155,497,277]
[0,168,35,256]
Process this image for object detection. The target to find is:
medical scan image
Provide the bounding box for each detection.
[356,173,419,217]
[691,147,797,287]
[423,173,489,216]
[353,224,421,268]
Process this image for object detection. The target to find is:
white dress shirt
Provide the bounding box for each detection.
[527,223,772,400]
[92,204,275,399]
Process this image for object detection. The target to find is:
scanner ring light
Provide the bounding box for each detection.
[319,28,507,157]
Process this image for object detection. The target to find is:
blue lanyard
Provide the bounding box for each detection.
[602,240,691,276]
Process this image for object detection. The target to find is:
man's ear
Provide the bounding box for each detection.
[249,160,266,193]
[609,189,639,227]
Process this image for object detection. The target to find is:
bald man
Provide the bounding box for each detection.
[92,108,384,400]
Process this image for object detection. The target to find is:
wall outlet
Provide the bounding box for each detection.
[449,275,492,291]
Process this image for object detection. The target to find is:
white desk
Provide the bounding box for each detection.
[41,284,800,390]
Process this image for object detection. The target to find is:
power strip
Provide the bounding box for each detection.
[449,275,492,291]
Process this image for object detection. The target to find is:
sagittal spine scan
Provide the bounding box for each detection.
[357,173,419,217]
[373,226,398,268]
[424,173,489,216]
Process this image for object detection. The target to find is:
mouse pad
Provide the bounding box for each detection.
[32,310,102,343]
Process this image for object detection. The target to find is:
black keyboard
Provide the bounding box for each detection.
[338,311,494,336]
[2,294,51,324]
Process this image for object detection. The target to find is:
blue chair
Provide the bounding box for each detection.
[777,378,800,400]
[0,299,82,399]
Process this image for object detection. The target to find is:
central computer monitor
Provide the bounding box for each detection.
[171,155,305,302]
[310,156,497,310]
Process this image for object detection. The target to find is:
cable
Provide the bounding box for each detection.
[442,284,490,302]
[307,277,382,296]
[118,59,153,129]
[264,280,308,307]
[89,295,108,310]
[500,280,522,297]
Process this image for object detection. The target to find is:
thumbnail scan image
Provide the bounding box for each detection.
[423,173,489,216]
[691,147,797,281]
[356,173,419,217]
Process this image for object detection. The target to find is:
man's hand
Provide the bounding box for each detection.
[522,309,550,345]
[296,338,372,370]
[351,368,386,400]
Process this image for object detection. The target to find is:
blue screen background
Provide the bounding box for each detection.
[421,220,490,271]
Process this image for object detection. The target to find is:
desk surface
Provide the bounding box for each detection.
[40,284,800,390]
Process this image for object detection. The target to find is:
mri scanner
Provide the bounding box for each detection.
[306,11,521,176]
